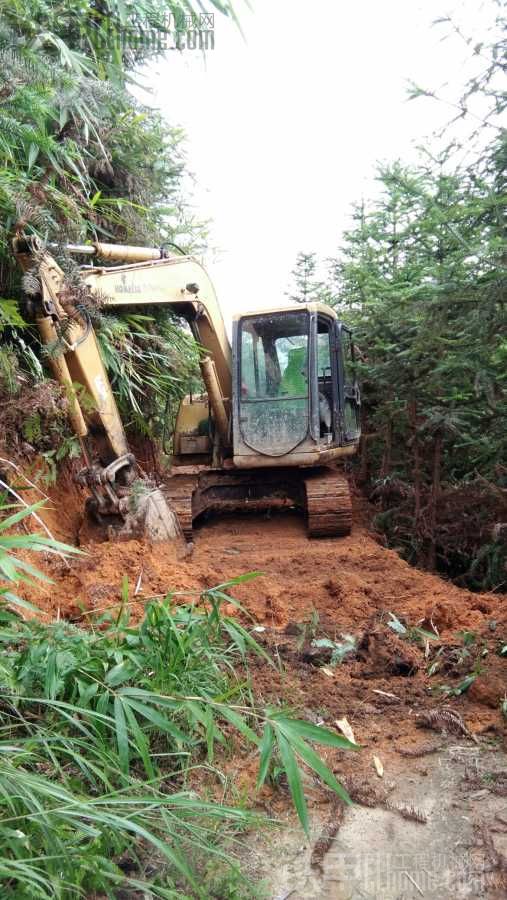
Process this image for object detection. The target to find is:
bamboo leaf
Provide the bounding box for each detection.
[272,716,360,751]
[122,700,155,779]
[121,697,188,743]
[0,501,47,531]
[113,696,129,775]
[287,733,352,806]
[275,729,308,834]
[217,704,260,747]
[256,722,274,789]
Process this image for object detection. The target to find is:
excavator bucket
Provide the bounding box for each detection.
[123,488,183,544]
[78,460,186,546]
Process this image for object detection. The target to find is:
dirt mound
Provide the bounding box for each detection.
[28,497,505,636]
[18,495,507,762]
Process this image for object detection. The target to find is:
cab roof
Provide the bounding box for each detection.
[232,302,338,322]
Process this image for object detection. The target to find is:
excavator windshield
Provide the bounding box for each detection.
[238,310,310,456]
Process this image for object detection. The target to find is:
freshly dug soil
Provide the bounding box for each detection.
[21,484,506,772]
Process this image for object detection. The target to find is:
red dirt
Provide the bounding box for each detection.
[30,485,504,631]
[19,485,505,760]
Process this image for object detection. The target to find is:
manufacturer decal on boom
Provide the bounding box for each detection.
[114,274,158,294]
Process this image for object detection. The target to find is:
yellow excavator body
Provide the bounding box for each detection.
[11,237,361,542]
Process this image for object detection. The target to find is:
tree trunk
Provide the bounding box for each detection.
[358,410,369,484]
[428,432,442,570]
[380,419,392,479]
[408,400,421,521]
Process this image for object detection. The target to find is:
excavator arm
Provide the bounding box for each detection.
[12,237,232,541]
[83,245,232,447]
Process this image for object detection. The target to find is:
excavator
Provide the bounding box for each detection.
[12,236,361,543]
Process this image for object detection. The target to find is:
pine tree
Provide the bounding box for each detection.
[324,148,505,587]
[286,252,325,304]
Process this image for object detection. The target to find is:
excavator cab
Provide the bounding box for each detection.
[232,304,360,467]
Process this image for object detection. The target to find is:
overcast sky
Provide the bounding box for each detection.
[137,0,493,320]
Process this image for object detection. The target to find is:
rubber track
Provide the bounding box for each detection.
[304,472,352,537]
[171,495,193,541]
[165,480,196,541]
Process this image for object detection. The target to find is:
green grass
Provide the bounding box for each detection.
[0,501,358,897]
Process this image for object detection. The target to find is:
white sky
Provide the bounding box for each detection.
[135,0,495,320]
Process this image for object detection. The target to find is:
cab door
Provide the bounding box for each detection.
[338,325,361,442]
[237,311,311,457]
[316,315,339,444]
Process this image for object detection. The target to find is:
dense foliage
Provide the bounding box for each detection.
[0,0,239,458]
[287,10,506,590]
[335,155,505,589]
[0,0,237,254]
